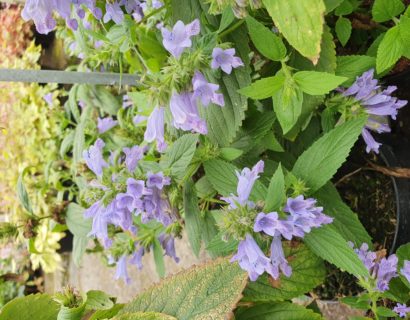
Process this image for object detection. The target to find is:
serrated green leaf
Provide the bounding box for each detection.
[304,225,369,276]
[336,55,376,85]
[375,307,397,317]
[113,312,177,320]
[203,25,251,146]
[314,184,371,246]
[86,291,114,311]
[273,81,304,134]
[57,303,86,320]
[243,243,325,302]
[17,168,34,215]
[399,15,410,59]
[153,238,165,278]
[218,7,235,32]
[292,117,366,193]
[0,294,60,320]
[160,134,198,181]
[376,26,403,73]
[340,295,371,310]
[183,180,202,257]
[238,75,285,100]
[335,0,354,16]
[294,71,347,95]
[336,17,352,46]
[246,16,286,61]
[396,243,410,288]
[60,130,75,158]
[382,277,410,302]
[372,0,405,22]
[206,233,239,257]
[119,259,248,320]
[236,302,323,320]
[264,164,285,212]
[262,0,325,63]
[72,235,88,267]
[66,203,91,237]
[89,304,124,320]
[219,147,243,161]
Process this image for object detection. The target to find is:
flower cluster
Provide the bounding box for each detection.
[22,0,163,34]
[227,161,333,281]
[82,138,178,283]
[341,69,407,153]
[144,20,243,152]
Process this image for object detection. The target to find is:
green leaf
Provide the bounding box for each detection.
[60,130,75,158]
[376,26,403,73]
[183,180,203,257]
[264,164,285,212]
[372,0,405,22]
[245,16,286,61]
[375,307,397,317]
[218,7,235,32]
[0,294,60,320]
[72,236,89,267]
[113,312,177,320]
[89,304,124,320]
[119,259,248,320]
[219,147,243,161]
[396,243,410,288]
[292,117,366,193]
[340,295,371,310]
[204,159,266,201]
[238,75,285,100]
[243,243,325,302]
[153,238,165,278]
[273,81,304,134]
[236,301,323,320]
[262,0,326,63]
[206,233,239,257]
[160,134,198,181]
[335,0,354,16]
[203,25,251,146]
[86,291,114,310]
[293,71,348,95]
[382,277,410,302]
[336,55,376,85]
[17,168,34,215]
[335,17,352,46]
[314,184,372,246]
[57,303,86,320]
[65,203,91,237]
[304,225,369,276]
[324,0,345,13]
[399,15,410,59]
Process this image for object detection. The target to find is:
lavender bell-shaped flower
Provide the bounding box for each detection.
[147,172,171,190]
[84,201,113,248]
[159,234,180,263]
[376,254,398,291]
[123,145,145,173]
[161,19,200,58]
[82,138,108,177]
[114,255,131,284]
[144,107,167,152]
[211,48,244,74]
[341,69,407,153]
[270,236,292,279]
[22,0,56,34]
[222,160,264,209]
[192,71,225,107]
[349,242,377,271]
[231,234,275,281]
[254,212,293,240]
[129,246,145,270]
[104,2,124,24]
[394,303,410,318]
[97,117,118,134]
[170,92,208,134]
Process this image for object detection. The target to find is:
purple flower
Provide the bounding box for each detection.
[254,212,292,240]
[97,117,118,134]
[270,236,292,280]
[401,260,410,283]
[114,255,131,284]
[394,303,410,318]
[133,115,147,126]
[231,234,275,281]
[211,48,244,74]
[143,187,174,226]
[349,242,377,271]
[83,138,108,177]
[192,71,224,107]
[84,201,112,248]
[104,2,124,24]
[129,247,145,270]
[222,160,264,209]
[123,145,145,172]
[144,107,167,152]
[170,92,208,134]
[22,0,56,34]
[122,94,133,108]
[342,69,407,153]
[161,19,200,58]
[376,254,398,292]
[147,172,171,190]
[43,93,53,106]
[159,234,180,263]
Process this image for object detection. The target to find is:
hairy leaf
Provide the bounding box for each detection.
[238,75,285,100]
[372,0,405,22]
[294,71,347,95]
[335,17,352,46]
[376,26,403,73]
[0,294,59,320]
[264,164,285,212]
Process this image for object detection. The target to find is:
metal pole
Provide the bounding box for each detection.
[0,69,140,86]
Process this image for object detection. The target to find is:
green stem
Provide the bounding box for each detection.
[218,20,245,39]
[370,295,380,320]
[139,5,166,24]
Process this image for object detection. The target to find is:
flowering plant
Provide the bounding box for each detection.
[3,0,410,319]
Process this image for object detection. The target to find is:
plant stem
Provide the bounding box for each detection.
[139,5,166,24]
[218,20,245,39]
